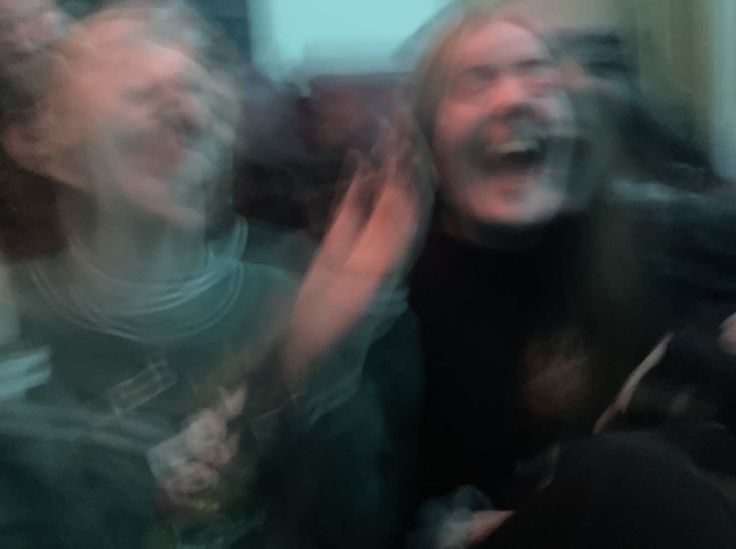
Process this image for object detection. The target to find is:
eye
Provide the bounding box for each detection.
[514,58,558,92]
[452,66,495,100]
[515,58,554,77]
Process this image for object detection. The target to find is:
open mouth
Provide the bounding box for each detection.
[463,115,557,179]
[481,136,548,175]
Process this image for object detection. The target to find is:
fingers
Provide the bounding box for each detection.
[314,97,435,282]
[319,153,375,268]
[368,117,395,167]
[286,107,433,375]
[342,152,379,222]
[378,101,435,221]
[327,106,433,278]
[352,115,432,276]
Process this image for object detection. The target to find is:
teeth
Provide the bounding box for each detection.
[490,140,540,155]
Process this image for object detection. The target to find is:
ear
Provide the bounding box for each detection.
[1,120,85,189]
[2,123,42,174]
[42,145,86,189]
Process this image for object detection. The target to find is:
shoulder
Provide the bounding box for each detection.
[606,180,736,310]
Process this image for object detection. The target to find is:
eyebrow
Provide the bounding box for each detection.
[457,64,497,77]
[457,51,553,74]
[512,56,554,70]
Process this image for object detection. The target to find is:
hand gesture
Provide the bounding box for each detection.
[285,106,433,376]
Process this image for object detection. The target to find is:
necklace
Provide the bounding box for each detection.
[30,222,248,344]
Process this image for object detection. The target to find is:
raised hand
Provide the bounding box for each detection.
[284,105,433,378]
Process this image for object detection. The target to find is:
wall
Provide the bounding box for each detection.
[250,0,733,175]
[250,0,453,78]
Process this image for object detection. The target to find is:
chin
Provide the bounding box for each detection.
[462,178,566,228]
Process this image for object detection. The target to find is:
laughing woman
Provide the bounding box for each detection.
[0,3,428,548]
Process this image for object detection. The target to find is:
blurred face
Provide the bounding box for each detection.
[433,19,574,227]
[61,18,238,230]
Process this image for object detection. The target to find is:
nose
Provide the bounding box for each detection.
[488,73,532,115]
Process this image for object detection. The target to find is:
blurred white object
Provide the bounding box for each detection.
[0,345,51,400]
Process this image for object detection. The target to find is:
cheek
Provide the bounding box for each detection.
[91,108,155,166]
[80,125,160,197]
[80,77,151,138]
[434,102,471,151]
[434,96,488,141]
